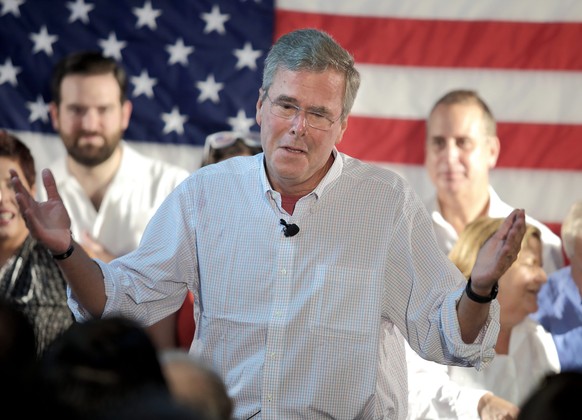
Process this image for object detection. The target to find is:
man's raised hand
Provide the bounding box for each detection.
[10,168,73,255]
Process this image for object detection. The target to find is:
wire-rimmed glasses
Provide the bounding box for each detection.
[265,93,340,131]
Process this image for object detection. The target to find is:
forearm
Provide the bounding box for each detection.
[456,292,491,343]
[56,239,107,317]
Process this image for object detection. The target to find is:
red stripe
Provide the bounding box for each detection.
[275,10,582,70]
[338,117,582,170]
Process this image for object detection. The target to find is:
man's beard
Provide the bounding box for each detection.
[64,132,120,167]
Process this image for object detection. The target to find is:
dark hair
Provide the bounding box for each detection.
[0,297,37,374]
[518,371,582,420]
[50,51,128,104]
[0,298,39,411]
[0,130,36,188]
[160,349,234,420]
[39,316,169,416]
[262,28,360,121]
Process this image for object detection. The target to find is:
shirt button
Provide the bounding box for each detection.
[275,311,282,317]
[267,394,272,402]
[270,352,276,359]
[281,268,287,275]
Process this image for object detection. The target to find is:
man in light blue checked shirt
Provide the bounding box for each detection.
[12,28,526,419]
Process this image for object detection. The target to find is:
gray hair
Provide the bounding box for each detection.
[561,201,582,260]
[262,28,360,121]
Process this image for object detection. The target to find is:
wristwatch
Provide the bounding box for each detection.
[465,277,498,303]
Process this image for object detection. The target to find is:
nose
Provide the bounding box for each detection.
[443,140,460,162]
[290,110,308,136]
[81,108,100,131]
[0,183,9,203]
[534,266,548,286]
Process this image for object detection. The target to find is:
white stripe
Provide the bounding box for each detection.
[376,162,582,224]
[276,0,582,22]
[353,64,582,124]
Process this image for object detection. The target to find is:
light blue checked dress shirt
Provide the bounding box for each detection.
[70,150,499,420]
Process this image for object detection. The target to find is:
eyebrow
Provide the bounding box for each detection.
[276,94,331,116]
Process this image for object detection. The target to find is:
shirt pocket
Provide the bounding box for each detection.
[308,264,380,341]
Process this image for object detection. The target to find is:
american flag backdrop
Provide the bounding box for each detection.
[1,0,581,236]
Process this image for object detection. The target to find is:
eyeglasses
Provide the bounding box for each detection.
[202,131,262,164]
[265,93,340,131]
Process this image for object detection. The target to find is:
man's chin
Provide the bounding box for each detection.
[69,146,113,167]
[70,154,108,167]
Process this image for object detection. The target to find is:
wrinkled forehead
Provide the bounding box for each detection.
[269,68,345,110]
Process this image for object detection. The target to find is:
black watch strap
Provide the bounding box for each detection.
[465,277,498,303]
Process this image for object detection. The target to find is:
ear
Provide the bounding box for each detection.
[487,135,500,169]
[335,118,349,146]
[49,102,59,131]
[121,100,133,130]
[255,88,265,127]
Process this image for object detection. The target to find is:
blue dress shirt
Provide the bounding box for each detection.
[533,266,582,372]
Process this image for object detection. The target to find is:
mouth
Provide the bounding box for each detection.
[77,133,104,146]
[439,170,462,178]
[528,288,541,295]
[281,145,305,154]
[0,211,15,222]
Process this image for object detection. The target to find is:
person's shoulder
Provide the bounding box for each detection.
[490,188,562,245]
[523,213,562,244]
[547,265,571,282]
[340,153,409,186]
[122,143,190,180]
[198,154,261,176]
[46,156,70,183]
[542,266,573,299]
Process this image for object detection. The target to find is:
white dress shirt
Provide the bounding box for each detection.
[43,142,189,257]
[69,151,500,419]
[425,186,564,274]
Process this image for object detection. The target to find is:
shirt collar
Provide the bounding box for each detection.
[260,148,343,200]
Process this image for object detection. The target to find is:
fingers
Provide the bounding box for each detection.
[471,209,527,288]
[504,209,526,251]
[10,169,35,213]
[496,208,524,240]
[9,169,30,197]
[42,168,63,202]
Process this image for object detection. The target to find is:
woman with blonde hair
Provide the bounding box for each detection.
[407,217,560,419]
[448,217,560,404]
